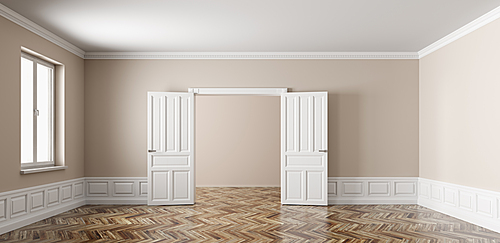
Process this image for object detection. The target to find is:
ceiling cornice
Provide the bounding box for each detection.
[418,5,500,58]
[84,52,419,59]
[1,3,499,60]
[0,3,85,58]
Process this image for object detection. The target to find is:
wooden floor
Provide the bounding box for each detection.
[1,187,500,242]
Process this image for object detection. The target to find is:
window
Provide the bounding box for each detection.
[21,52,55,169]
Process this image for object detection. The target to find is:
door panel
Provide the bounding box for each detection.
[180,96,191,152]
[173,171,190,200]
[306,171,324,200]
[148,92,194,205]
[286,171,303,200]
[153,156,189,166]
[152,171,169,200]
[165,95,177,152]
[286,155,323,167]
[281,92,328,205]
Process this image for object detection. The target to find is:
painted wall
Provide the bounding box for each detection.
[0,16,85,192]
[84,59,419,180]
[195,95,280,186]
[420,18,500,192]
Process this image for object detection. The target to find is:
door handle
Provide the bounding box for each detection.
[148,150,156,153]
[318,150,328,153]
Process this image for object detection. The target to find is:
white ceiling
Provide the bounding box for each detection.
[1,0,500,53]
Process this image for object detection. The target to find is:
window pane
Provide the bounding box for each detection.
[37,64,52,162]
[21,57,34,163]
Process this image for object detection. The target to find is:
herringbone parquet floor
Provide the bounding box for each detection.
[1,187,500,242]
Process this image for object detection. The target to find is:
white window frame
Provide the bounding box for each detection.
[21,52,55,169]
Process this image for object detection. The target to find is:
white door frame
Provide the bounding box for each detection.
[148,87,328,205]
[188,88,288,96]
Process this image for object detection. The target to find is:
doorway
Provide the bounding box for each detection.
[147,88,328,206]
[195,95,280,187]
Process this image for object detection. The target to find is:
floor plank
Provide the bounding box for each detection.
[1,187,500,242]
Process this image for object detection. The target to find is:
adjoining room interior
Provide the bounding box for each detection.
[195,95,280,188]
[1,0,500,241]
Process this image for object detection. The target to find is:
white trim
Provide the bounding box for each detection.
[418,5,500,58]
[84,52,419,60]
[188,88,288,95]
[21,52,55,69]
[0,178,85,235]
[418,178,500,234]
[0,4,85,58]
[328,177,419,205]
[21,47,63,65]
[85,198,146,205]
[0,199,85,235]
[2,177,500,235]
[20,166,67,175]
[85,177,148,205]
[197,185,279,187]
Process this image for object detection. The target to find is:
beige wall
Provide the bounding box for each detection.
[0,16,85,193]
[419,18,500,192]
[195,96,280,186]
[2,2,497,194]
[84,59,419,179]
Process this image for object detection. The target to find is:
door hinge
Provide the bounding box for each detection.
[148,150,156,153]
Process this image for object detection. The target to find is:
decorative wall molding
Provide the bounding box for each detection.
[0,4,85,58]
[0,178,85,235]
[2,177,500,235]
[328,177,418,204]
[84,52,419,60]
[418,178,500,234]
[418,5,500,58]
[85,177,148,205]
[87,177,421,205]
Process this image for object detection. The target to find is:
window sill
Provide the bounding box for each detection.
[20,166,67,175]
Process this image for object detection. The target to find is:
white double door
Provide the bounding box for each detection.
[147,91,328,206]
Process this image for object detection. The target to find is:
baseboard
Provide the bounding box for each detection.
[418,178,500,233]
[328,177,418,205]
[196,185,280,187]
[0,178,85,235]
[86,198,147,205]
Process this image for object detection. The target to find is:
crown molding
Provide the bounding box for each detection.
[0,3,417,60]
[0,3,85,59]
[84,52,419,60]
[3,1,500,60]
[418,5,500,58]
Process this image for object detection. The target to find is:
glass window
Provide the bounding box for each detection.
[21,53,55,168]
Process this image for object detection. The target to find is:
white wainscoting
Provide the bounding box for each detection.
[85,177,148,205]
[0,178,85,235]
[418,178,500,233]
[2,176,500,235]
[328,177,418,204]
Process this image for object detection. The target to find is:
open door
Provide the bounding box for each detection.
[281,92,328,205]
[147,92,194,205]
